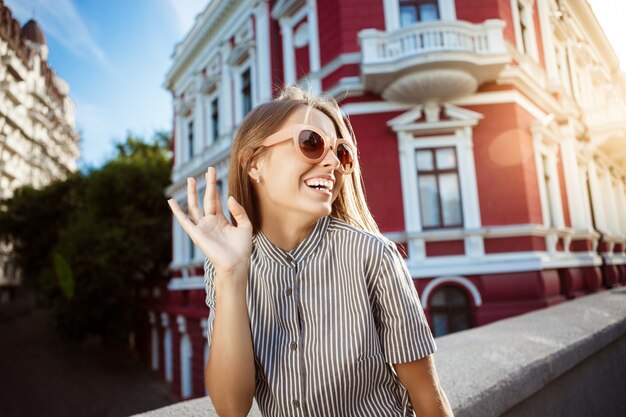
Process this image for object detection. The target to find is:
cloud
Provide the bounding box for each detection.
[164,0,210,36]
[4,0,115,73]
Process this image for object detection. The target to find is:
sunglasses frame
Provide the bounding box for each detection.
[261,123,356,174]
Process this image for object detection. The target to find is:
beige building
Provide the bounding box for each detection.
[0,3,80,294]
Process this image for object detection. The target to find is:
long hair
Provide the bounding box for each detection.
[227,84,380,235]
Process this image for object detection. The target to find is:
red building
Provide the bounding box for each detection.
[139,0,626,400]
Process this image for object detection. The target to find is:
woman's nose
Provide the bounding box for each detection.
[321,146,341,170]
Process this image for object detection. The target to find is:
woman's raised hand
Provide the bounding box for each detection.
[167,166,253,277]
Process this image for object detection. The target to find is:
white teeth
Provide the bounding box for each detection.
[305,178,333,191]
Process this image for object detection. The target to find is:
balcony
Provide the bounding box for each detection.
[584,98,626,166]
[358,19,509,104]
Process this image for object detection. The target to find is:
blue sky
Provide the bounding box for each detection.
[6,0,207,172]
[4,1,625,173]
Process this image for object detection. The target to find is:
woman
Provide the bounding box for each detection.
[167,85,454,417]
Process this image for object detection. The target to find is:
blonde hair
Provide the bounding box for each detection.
[227,84,380,235]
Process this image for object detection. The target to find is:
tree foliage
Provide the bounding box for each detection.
[0,131,172,346]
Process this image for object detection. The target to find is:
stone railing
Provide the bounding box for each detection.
[359,19,506,65]
[134,287,626,417]
[584,97,626,132]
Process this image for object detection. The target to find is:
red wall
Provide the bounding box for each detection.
[468,102,543,225]
[317,0,385,67]
[348,109,406,233]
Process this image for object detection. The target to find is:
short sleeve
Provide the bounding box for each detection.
[372,239,437,364]
[203,257,216,342]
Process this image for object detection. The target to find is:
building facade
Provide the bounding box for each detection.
[144,0,626,400]
[0,1,81,295]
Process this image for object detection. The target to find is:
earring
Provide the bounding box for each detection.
[255,175,261,184]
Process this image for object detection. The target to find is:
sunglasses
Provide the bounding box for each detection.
[261,124,356,174]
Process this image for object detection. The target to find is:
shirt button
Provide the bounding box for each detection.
[292,400,300,408]
[290,341,297,350]
[285,288,292,296]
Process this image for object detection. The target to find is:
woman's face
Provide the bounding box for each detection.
[250,106,347,223]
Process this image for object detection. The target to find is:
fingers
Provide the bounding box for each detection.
[167,199,197,239]
[214,177,224,216]
[203,167,216,216]
[187,177,202,223]
[227,196,252,230]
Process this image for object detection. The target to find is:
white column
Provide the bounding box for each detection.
[280,17,296,85]
[546,151,565,228]
[254,0,272,103]
[615,179,626,235]
[604,174,619,234]
[161,313,173,382]
[177,315,193,398]
[219,43,233,134]
[588,161,607,232]
[439,0,457,20]
[559,135,585,228]
[307,0,322,93]
[397,131,427,262]
[537,0,559,84]
[578,165,593,230]
[458,129,484,257]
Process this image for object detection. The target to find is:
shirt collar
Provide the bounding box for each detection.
[253,216,331,266]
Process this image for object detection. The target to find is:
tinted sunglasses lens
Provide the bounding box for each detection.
[337,143,354,173]
[298,129,325,159]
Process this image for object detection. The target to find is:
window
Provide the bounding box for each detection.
[541,154,557,227]
[416,147,463,229]
[399,0,439,26]
[241,68,252,117]
[513,0,539,61]
[187,120,194,160]
[430,286,472,337]
[518,2,528,52]
[210,97,219,143]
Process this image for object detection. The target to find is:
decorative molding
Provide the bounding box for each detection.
[421,276,483,307]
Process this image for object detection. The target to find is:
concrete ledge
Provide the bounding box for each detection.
[438,287,626,416]
[134,287,626,417]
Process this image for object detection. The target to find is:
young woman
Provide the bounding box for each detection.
[167,85,454,417]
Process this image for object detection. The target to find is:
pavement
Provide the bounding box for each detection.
[0,306,175,417]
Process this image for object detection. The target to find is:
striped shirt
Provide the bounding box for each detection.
[204,215,437,417]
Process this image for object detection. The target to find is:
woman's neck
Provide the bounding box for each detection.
[259,212,319,252]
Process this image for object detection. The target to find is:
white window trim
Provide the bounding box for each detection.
[254,0,273,103]
[390,104,484,262]
[232,59,257,124]
[587,160,607,232]
[577,162,594,231]
[278,1,322,93]
[204,91,220,146]
[533,138,565,230]
[384,0,457,32]
[511,0,540,62]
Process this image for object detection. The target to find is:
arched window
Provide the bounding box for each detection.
[430,285,472,336]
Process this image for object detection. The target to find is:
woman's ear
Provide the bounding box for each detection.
[247,154,264,183]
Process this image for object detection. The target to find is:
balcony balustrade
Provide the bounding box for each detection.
[358,19,510,104]
[584,97,626,166]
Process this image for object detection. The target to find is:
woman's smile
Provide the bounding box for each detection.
[304,182,333,197]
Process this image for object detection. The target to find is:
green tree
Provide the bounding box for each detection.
[0,131,172,346]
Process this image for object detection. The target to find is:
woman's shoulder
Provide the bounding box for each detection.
[327,216,394,252]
